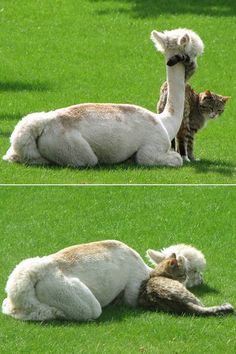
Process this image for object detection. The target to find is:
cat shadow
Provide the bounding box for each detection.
[89,0,236,18]
[190,158,236,177]
[0,80,50,92]
[191,283,220,296]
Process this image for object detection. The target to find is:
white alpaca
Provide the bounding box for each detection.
[3,29,204,167]
[2,241,152,321]
[146,244,206,288]
[2,241,206,321]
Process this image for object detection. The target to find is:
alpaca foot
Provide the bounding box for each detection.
[136,148,183,167]
[25,156,51,166]
[164,151,183,167]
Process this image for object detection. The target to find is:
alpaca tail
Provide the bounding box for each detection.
[3,112,54,165]
[186,302,234,316]
[2,257,63,321]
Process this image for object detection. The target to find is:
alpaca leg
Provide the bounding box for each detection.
[38,130,98,167]
[2,296,65,321]
[3,138,50,165]
[36,272,102,321]
[124,286,140,307]
[171,138,176,151]
[136,145,183,167]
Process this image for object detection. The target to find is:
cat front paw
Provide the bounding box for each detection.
[189,156,200,162]
[182,155,190,162]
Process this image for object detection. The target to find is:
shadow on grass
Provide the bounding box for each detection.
[26,291,231,327]
[191,283,220,297]
[32,158,236,177]
[0,131,11,138]
[90,0,236,18]
[27,305,144,327]
[10,157,235,179]
[0,80,50,92]
[190,158,236,177]
[0,113,22,121]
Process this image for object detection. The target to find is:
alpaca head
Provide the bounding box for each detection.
[146,244,206,288]
[150,28,204,60]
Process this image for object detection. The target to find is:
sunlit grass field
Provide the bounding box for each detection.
[0,187,235,353]
[0,0,236,184]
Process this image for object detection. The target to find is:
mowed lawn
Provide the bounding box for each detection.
[0,186,235,353]
[0,0,236,184]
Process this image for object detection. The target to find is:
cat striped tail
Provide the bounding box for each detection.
[186,302,234,316]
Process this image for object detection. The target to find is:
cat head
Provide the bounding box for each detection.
[150,28,204,59]
[150,253,188,285]
[199,90,230,119]
[146,244,206,288]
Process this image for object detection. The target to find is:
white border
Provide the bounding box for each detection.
[0,184,235,187]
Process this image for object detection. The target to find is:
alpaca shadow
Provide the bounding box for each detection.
[90,0,236,18]
[0,131,12,138]
[28,304,143,327]
[0,113,23,123]
[26,160,179,173]
[0,80,50,92]
[190,158,236,177]
[2,154,235,178]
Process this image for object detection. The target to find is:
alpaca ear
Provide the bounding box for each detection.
[146,249,165,265]
[150,30,166,53]
[177,255,187,267]
[178,33,190,48]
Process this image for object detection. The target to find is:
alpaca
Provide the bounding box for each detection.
[3,29,204,167]
[146,244,206,288]
[2,240,152,321]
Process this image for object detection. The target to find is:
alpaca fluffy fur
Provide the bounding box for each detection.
[2,241,152,321]
[3,28,203,168]
[3,241,206,321]
[146,244,206,288]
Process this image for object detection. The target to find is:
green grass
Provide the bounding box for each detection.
[0,0,236,183]
[0,186,236,353]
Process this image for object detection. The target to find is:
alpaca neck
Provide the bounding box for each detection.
[160,63,185,141]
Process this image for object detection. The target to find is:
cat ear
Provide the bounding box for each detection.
[178,33,190,48]
[168,253,177,267]
[204,90,212,97]
[169,258,178,267]
[146,249,165,265]
[222,96,231,102]
[150,30,166,53]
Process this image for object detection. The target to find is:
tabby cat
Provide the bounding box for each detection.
[157,83,230,161]
[138,254,234,316]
